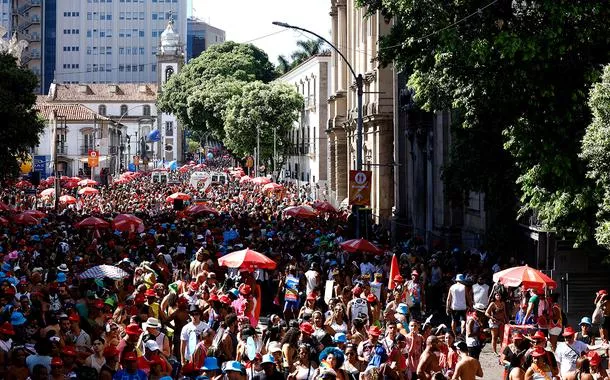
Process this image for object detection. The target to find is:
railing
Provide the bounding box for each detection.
[80,146,94,156]
[23,33,41,42]
[18,0,41,16]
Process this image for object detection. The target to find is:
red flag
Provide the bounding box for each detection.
[388,254,400,290]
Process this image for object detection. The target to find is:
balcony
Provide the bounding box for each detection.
[17,16,41,33]
[17,0,41,16]
[20,50,40,65]
[80,146,95,156]
[22,33,41,42]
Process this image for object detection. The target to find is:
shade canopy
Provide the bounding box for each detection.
[283,205,317,218]
[75,216,110,229]
[492,265,556,290]
[218,248,277,271]
[79,265,129,279]
[340,238,384,255]
[112,214,144,233]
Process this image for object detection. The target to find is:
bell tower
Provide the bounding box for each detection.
[157,15,185,163]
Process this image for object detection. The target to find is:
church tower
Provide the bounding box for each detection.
[157,17,185,163]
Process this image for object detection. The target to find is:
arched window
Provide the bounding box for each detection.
[165,66,174,82]
[143,105,151,116]
[120,104,128,116]
[98,104,106,116]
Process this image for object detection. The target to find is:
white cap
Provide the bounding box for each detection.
[145,340,160,352]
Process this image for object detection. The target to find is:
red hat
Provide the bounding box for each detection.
[367,294,377,303]
[135,294,146,304]
[103,346,119,358]
[94,299,105,309]
[61,346,77,357]
[352,286,362,296]
[411,270,419,277]
[123,351,138,362]
[393,274,404,283]
[208,293,219,302]
[562,326,576,337]
[531,346,546,357]
[368,326,382,336]
[68,313,80,322]
[0,322,15,335]
[587,351,601,366]
[299,322,315,335]
[598,289,608,296]
[239,283,252,295]
[177,296,189,306]
[125,323,143,336]
[307,292,317,301]
[531,330,546,341]
[219,294,231,304]
[145,288,157,297]
[51,357,64,367]
[189,281,199,291]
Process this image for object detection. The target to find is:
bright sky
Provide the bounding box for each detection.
[191,0,331,65]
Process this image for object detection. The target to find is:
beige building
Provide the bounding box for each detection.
[327,0,395,226]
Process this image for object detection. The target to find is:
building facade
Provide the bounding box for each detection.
[327,0,395,226]
[186,17,225,61]
[277,54,331,199]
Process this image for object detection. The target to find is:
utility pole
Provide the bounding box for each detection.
[256,127,260,177]
[273,127,277,180]
[53,111,60,211]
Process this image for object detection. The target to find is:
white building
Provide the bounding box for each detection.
[277,54,331,198]
[53,0,187,85]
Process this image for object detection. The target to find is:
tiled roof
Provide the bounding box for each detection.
[48,83,158,102]
[35,102,111,122]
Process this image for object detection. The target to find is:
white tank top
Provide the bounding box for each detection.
[331,321,348,334]
[449,283,467,310]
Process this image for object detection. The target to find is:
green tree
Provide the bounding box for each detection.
[290,39,327,66]
[0,53,45,180]
[581,65,610,248]
[276,55,292,75]
[224,82,303,167]
[360,0,608,248]
[157,42,276,139]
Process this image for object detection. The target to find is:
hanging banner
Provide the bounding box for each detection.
[88,150,99,168]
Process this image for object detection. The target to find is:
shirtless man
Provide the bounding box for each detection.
[452,341,483,380]
[190,248,209,279]
[416,335,442,380]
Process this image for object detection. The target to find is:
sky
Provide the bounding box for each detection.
[191,0,331,65]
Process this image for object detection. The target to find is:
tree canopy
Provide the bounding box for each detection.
[0,53,45,180]
[224,81,303,165]
[359,0,609,247]
[157,41,276,140]
[581,65,610,249]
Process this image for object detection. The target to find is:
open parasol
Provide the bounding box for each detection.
[79,264,129,280]
[166,192,191,202]
[218,248,277,271]
[251,176,271,185]
[75,216,110,229]
[185,203,220,216]
[59,195,77,204]
[112,214,145,233]
[283,205,317,218]
[313,200,338,213]
[340,238,384,255]
[492,265,556,290]
[78,186,99,195]
[78,179,98,187]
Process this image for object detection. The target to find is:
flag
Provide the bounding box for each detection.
[147,129,161,142]
[388,254,400,290]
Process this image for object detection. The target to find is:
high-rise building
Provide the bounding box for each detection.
[52,0,187,89]
[0,0,43,93]
[186,17,225,61]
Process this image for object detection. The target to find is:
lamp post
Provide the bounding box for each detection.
[273,21,364,236]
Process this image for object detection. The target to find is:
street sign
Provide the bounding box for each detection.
[349,170,372,206]
[88,150,99,168]
[245,156,254,168]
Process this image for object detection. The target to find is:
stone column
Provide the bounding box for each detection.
[335,127,348,200]
[377,120,394,222]
[330,2,339,92]
[337,0,348,92]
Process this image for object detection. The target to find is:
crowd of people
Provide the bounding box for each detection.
[0,156,608,380]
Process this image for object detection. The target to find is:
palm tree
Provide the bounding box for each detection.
[277,55,292,75]
[290,38,327,66]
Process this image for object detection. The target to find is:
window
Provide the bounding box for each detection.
[143,105,151,116]
[106,64,112,72]
[120,105,128,116]
[139,30,145,37]
[118,64,124,72]
[139,47,145,55]
[87,64,92,72]
[139,64,145,72]
[98,105,107,116]
[165,121,173,137]
[165,66,174,82]
[106,47,112,55]
[151,64,156,72]
[119,47,124,55]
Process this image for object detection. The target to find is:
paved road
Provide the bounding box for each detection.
[479,344,505,379]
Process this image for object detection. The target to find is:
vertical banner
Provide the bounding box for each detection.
[349,170,372,206]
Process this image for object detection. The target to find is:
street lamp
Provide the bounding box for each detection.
[273,21,365,236]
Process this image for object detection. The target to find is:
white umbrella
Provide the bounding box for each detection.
[79,265,129,280]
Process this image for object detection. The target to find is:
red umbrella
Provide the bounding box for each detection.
[78,179,98,187]
[239,176,252,184]
[186,203,220,216]
[283,205,317,218]
[40,188,55,198]
[218,248,277,271]
[166,192,191,202]
[262,183,284,192]
[178,165,191,173]
[313,200,337,213]
[22,210,46,219]
[112,214,145,233]
[60,176,70,181]
[75,216,110,229]
[0,216,9,225]
[251,177,271,185]
[0,202,11,212]
[64,181,79,189]
[492,265,556,291]
[15,180,31,189]
[59,195,77,205]
[71,177,81,181]
[340,238,384,255]
[13,213,39,225]
[78,187,99,195]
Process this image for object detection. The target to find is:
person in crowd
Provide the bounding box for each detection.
[452,340,483,380]
[555,326,589,378]
[485,292,508,355]
[447,274,470,336]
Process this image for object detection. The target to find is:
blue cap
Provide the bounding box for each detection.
[148,229,156,235]
[261,354,275,365]
[161,223,168,229]
[201,357,219,371]
[455,274,466,282]
[580,317,592,326]
[114,230,122,236]
[333,333,347,343]
[10,311,27,326]
[7,277,17,286]
[57,272,67,283]
[30,235,40,242]
[396,303,408,315]
[223,361,244,373]
[1,263,10,272]
[170,224,176,230]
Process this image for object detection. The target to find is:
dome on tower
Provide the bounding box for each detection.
[160,18,180,55]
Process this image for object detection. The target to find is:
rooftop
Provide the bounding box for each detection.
[47,83,158,102]
[35,101,111,122]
